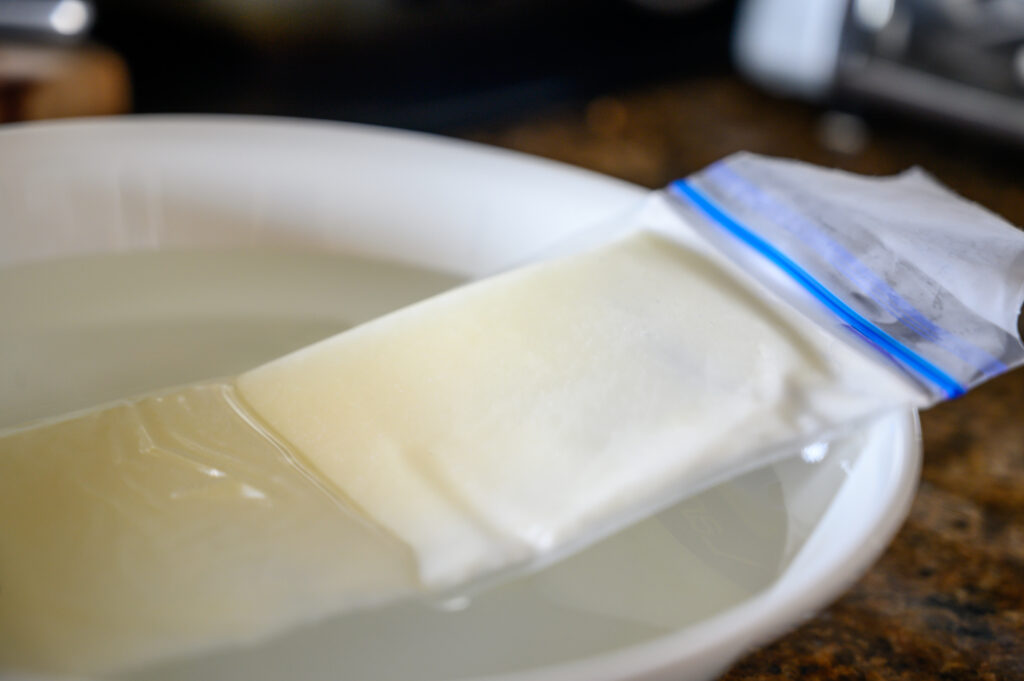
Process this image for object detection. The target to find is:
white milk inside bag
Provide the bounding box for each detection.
[2,153,1024,677]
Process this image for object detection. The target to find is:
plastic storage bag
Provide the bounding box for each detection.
[432,151,1024,586]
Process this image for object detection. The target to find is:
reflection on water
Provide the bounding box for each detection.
[122,464,790,681]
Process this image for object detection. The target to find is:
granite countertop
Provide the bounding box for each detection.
[463,75,1024,680]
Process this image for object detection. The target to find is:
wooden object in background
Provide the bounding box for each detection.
[0,42,130,123]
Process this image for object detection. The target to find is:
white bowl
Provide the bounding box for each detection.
[0,117,920,681]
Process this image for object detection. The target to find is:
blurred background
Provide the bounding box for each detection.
[1,0,1022,227]
[2,0,1024,154]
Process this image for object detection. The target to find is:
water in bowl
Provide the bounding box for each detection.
[0,250,810,681]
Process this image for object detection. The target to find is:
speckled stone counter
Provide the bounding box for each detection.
[462,75,1024,680]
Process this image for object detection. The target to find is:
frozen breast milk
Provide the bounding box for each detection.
[0,231,924,676]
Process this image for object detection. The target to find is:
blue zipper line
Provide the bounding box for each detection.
[669,179,966,400]
[704,163,1007,378]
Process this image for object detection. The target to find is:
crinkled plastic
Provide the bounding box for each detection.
[668,153,1024,401]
